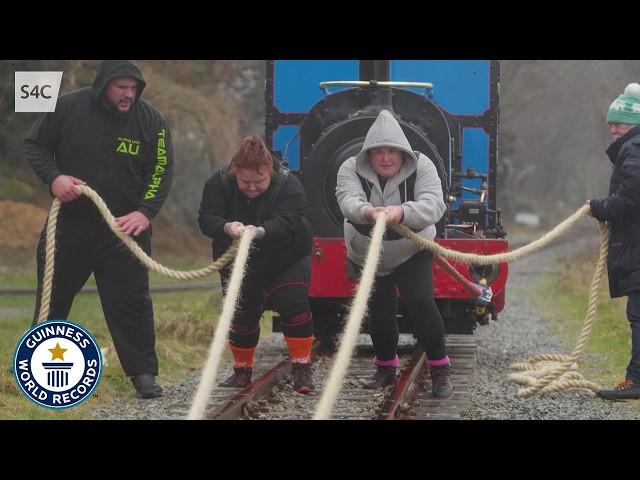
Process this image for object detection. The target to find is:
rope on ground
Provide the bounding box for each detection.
[36,185,238,323]
[391,206,608,397]
[507,222,608,396]
[187,230,253,420]
[313,213,388,420]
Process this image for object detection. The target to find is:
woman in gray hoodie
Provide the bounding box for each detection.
[335,109,452,398]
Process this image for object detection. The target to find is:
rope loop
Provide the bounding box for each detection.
[36,185,238,323]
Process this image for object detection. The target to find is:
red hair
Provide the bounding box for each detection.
[229,135,275,177]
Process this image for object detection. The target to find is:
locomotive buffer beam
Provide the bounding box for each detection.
[433,255,493,305]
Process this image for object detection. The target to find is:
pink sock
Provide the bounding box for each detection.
[427,356,450,367]
[374,355,400,368]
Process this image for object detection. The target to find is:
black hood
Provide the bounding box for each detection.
[91,60,146,105]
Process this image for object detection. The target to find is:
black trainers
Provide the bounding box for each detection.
[430,364,454,398]
[292,363,314,393]
[363,366,397,389]
[219,367,252,388]
[131,374,163,399]
[597,379,640,401]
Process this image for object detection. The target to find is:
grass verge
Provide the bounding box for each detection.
[0,251,224,419]
[535,247,637,397]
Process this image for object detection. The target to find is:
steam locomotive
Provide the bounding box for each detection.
[265,60,508,338]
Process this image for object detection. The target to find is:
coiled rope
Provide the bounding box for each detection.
[314,205,607,418]
[506,223,607,396]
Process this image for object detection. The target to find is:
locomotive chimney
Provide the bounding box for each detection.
[359,60,393,113]
[359,60,390,82]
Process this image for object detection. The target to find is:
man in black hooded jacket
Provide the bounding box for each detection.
[588,82,640,401]
[25,60,174,399]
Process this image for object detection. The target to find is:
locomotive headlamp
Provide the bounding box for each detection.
[469,263,500,284]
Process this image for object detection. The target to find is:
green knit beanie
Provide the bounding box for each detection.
[607,83,640,125]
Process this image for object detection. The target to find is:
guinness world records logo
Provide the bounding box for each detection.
[13,320,102,409]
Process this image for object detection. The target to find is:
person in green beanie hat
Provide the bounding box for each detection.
[587,82,640,400]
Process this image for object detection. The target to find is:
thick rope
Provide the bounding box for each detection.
[188,230,253,420]
[390,206,608,397]
[507,222,608,396]
[35,185,238,323]
[313,213,388,420]
[76,185,238,279]
[391,204,590,265]
[37,199,61,324]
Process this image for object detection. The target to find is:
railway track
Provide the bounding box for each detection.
[395,335,477,420]
[204,334,477,420]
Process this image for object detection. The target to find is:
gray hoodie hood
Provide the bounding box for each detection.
[354,109,417,181]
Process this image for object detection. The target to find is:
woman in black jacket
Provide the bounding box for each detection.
[198,135,315,393]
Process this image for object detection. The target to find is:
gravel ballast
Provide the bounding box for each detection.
[461,232,640,420]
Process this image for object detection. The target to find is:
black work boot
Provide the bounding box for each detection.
[430,364,454,399]
[292,363,315,394]
[131,374,163,399]
[597,379,640,401]
[363,366,397,389]
[219,367,252,388]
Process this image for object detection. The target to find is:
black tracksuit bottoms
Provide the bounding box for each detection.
[33,213,158,377]
[368,251,446,362]
[220,255,314,348]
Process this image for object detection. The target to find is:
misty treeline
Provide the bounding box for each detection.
[499,60,640,224]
